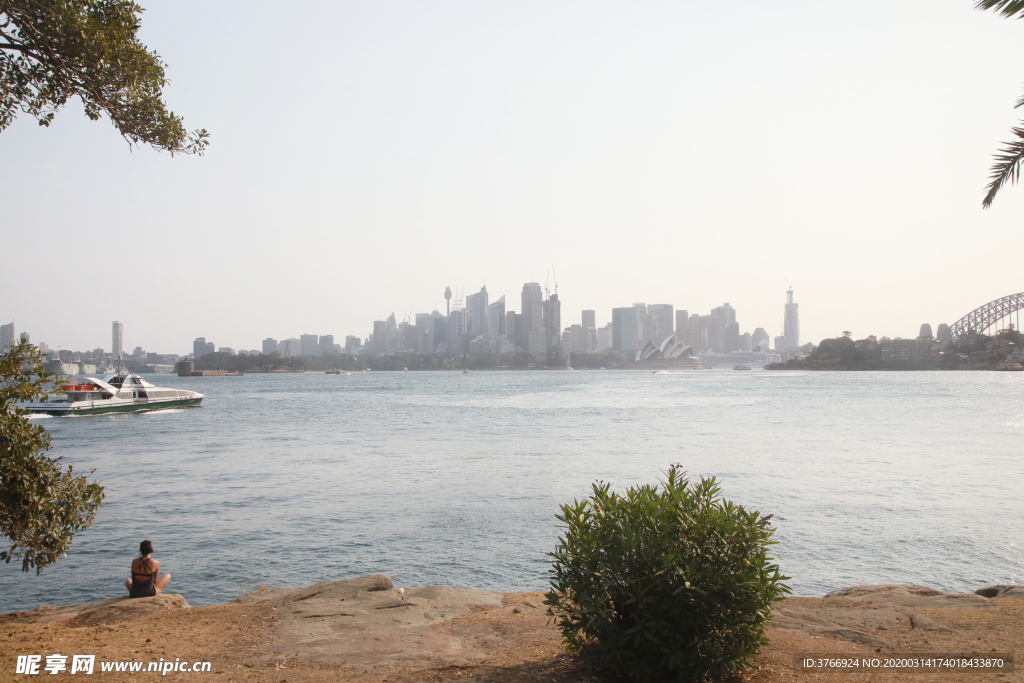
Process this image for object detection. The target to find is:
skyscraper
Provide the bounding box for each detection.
[112,321,123,359]
[301,334,320,356]
[711,303,736,329]
[632,304,647,349]
[783,288,800,349]
[488,296,505,340]
[262,338,279,355]
[612,307,638,350]
[0,322,13,350]
[319,335,335,355]
[18,331,29,344]
[582,310,596,330]
[193,337,215,359]
[521,283,543,349]
[545,292,561,354]
[646,304,674,345]
[675,310,689,345]
[688,314,703,353]
[372,321,388,352]
[466,286,489,339]
[706,315,724,353]
[725,322,740,353]
[751,328,769,351]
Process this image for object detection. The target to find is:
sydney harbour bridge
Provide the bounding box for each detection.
[950,292,1024,338]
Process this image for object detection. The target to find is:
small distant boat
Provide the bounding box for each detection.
[733,364,752,370]
[325,369,342,375]
[403,367,409,372]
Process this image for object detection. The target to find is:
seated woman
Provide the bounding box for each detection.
[125,540,172,598]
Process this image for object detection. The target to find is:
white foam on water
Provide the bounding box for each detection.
[26,413,52,419]
[145,409,184,416]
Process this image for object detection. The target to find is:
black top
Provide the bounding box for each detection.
[129,558,157,598]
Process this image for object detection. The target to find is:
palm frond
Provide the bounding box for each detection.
[982,124,1024,207]
[975,0,1024,19]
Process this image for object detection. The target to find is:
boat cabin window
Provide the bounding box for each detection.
[107,377,125,388]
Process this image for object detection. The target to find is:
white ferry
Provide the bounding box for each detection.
[26,373,204,416]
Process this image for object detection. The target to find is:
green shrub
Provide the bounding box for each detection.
[545,466,790,682]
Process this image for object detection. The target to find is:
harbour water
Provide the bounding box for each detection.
[1,370,1021,613]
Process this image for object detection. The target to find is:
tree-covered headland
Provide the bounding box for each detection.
[768,328,1024,370]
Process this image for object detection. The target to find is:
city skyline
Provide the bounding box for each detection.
[4,2,1024,352]
[7,281,1012,358]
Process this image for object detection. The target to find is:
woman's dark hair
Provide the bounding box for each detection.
[139,540,154,556]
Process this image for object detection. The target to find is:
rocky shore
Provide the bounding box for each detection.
[2,577,1021,683]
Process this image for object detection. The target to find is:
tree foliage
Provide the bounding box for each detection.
[0,341,104,573]
[977,0,1024,206]
[0,0,207,154]
[546,466,790,682]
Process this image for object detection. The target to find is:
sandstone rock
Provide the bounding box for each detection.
[974,585,1024,599]
[237,574,504,670]
[909,614,953,632]
[824,584,993,609]
[0,593,189,626]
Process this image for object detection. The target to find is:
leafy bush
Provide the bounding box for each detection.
[545,466,789,682]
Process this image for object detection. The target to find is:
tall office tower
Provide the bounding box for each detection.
[688,314,703,353]
[740,333,752,353]
[675,310,690,345]
[707,316,724,353]
[432,316,447,352]
[318,335,335,355]
[646,304,674,345]
[783,288,800,349]
[725,322,740,353]
[936,323,953,343]
[112,320,123,359]
[0,322,14,350]
[345,335,360,352]
[520,283,543,349]
[415,313,430,329]
[19,331,29,344]
[38,342,50,354]
[372,321,388,352]
[262,338,279,355]
[545,293,561,353]
[711,303,736,329]
[632,303,647,349]
[466,286,489,339]
[300,334,320,356]
[281,338,300,357]
[449,308,468,347]
[612,307,638,350]
[582,310,596,330]
[597,323,613,352]
[774,335,786,351]
[505,310,517,346]
[386,313,398,351]
[193,337,215,359]
[568,324,585,352]
[488,296,505,340]
[918,324,933,339]
[585,327,597,352]
[751,328,769,351]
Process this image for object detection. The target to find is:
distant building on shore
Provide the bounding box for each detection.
[783,288,800,350]
[112,321,123,359]
[193,337,215,359]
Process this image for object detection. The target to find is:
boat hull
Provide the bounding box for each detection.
[27,397,203,416]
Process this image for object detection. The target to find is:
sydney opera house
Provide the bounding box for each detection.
[634,334,702,369]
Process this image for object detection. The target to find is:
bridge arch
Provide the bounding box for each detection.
[950,292,1024,338]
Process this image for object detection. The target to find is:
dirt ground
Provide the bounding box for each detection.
[1,586,1020,683]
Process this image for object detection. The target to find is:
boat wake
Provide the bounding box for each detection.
[26,413,52,419]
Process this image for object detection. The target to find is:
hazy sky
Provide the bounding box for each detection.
[3,0,1024,353]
